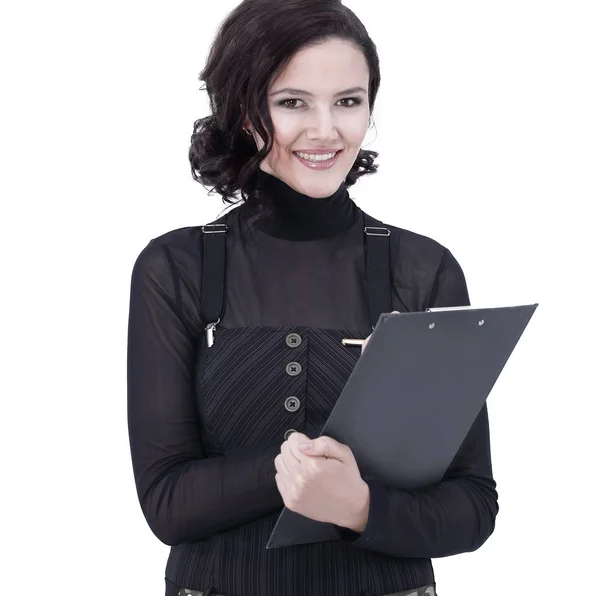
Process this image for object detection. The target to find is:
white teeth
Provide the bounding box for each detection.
[295,151,337,162]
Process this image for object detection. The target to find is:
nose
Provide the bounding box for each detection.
[306,109,340,144]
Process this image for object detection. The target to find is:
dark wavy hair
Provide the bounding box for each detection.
[189,0,381,225]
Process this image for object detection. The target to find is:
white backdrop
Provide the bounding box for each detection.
[1,1,598,595]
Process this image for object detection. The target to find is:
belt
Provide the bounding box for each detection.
[177,585,436,596]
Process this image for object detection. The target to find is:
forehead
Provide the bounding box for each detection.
[272,38,369,93]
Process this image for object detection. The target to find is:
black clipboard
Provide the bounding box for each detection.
[266,303,539,549]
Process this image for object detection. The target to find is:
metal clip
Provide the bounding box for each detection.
[364,226,391,237]
[205,318,221,348]
[201,224,228,234]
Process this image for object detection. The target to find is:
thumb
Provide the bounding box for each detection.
[298,437,344,460]
[361,335,370,353]
[362,311,400,353]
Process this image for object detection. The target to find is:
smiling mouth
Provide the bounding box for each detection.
[292,150,342,168]
[294,150,341,160]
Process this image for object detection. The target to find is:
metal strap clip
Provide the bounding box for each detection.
[201,224,229,234]
[364,226,390,237]
[205,317,221,349]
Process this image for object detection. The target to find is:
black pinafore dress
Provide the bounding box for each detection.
[199,211,391,444]
[165,211,437,596]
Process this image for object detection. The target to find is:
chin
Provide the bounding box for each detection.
[298,181,344,198]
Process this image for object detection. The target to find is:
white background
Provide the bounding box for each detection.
[1,1,598,594]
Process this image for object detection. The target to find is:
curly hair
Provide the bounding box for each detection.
[189,0,382,226]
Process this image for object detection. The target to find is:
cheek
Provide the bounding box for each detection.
[272,132,297,157]
[265,141,296,169]
[348,119,370,145]
[264,144,291,171]
[267,114,295,146]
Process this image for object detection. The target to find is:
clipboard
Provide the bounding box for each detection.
[266,303,539,549]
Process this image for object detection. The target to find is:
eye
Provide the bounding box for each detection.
[279,97,363,109]
[279,99,304,109]
[340,97,362,108]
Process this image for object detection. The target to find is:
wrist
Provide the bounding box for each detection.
[344,480,370,533]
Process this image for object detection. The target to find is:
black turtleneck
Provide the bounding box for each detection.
[242,169,360,241]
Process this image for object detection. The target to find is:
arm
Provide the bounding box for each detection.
[336,248,499,558]
[127,240,283,547]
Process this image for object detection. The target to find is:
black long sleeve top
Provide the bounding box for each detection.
[127,169,499,596]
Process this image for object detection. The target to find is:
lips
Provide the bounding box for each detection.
[293,150,342,169]
[293,150,341,160]
[294,150,342,154]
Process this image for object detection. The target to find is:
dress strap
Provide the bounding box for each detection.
[199,210,393,337]
[199,220,228,345]
[361,211,392,329]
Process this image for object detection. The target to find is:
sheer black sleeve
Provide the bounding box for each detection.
[127,239,284,546]
[337,248,500,558]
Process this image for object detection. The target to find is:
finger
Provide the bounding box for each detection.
[300,435,348,461]
[361,335,370,353]
[362,311,400,353]
[286,432,310,463]
[286,431,309,444]
[274,453,290,476]
[281,437,304,468]
[274,472,288,499]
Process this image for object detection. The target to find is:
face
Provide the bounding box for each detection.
[243,38,371,198]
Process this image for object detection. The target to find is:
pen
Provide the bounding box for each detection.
[341,338,366,347]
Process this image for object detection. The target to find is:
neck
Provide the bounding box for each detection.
[242,169,359,241]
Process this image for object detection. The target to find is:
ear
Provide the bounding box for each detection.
[240,103,251,130]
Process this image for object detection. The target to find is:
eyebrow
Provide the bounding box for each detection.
[269,86,368,97]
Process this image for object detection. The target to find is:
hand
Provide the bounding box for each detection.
[274,432,370,531]
[361,310,400,353]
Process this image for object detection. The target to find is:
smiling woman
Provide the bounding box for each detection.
[188,0,381,229]
[242,38,372,198]
[127,0,497,595]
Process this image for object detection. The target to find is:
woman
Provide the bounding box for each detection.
[126,1,499,595]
